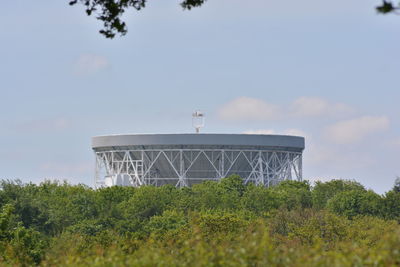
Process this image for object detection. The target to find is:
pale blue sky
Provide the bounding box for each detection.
[1,0,399,193]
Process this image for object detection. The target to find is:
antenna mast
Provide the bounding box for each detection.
[192,110,205,133]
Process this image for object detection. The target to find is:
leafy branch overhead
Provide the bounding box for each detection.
[69,0,397,38]
[69,0,207,38]
[376,0,400,13]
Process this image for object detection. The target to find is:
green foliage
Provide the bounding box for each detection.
[0,176,398,266]
[288,211,349,246]
[382,190,400,220]
[145,210,187,238]
[327,190,383,218]
[272,180,312,210]
[120,185,177,220]
[241,184,279,215]
[10,225,47,265]
[188,175,246,211]
[68,0,396,39]
[195,211,249,241]
[393,177,400,193]
[68,0,208,38]
[190,181,228,210]
[0,204,47,265]
[376,0,399,13]
[312,179,365,209]
[219,175,246,197]
[0,204,16,240]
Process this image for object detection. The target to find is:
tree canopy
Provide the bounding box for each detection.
[69,0,398,38]
[0,176,399,265]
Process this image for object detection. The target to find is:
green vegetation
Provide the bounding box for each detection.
[0,175,399,266]
[68,0,399,38]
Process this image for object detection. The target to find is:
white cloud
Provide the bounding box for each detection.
[74,54,109,76]
[218,96,354,122]
[304,141,377,181]
[243,129,276,135]
[243,128,307,137]
[324,116,390,144]
[290,96,354,118]
[36,161,93,185]
[390,137,400,146]
[218,97,280,121]
[283,128,307,137]
[14,118,70,132]
[39,162,92,176]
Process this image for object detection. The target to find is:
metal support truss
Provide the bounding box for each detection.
[94,149,302,188]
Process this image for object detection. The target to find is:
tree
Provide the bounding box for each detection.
[69,0,397,39]
[327,190,383,219]
[240,184,279,215]
[189,176,244,211]
[119,185,177,220]
[382,191,400,220]
[381,178,400,220]
[312,180,365,210]
[393,177,400,193]
[145,210,187,238]
[272,180,312,210]
[218,175,246,199]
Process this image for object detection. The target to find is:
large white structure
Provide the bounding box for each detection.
[92,134,305,188]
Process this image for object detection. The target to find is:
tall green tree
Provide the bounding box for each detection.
[327,190,383,219]
[312,180,365,209]
[381,178,400,220]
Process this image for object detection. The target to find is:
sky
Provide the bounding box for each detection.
[0,0,399,193]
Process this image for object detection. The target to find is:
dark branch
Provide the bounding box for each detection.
[69,0,207,38]
[376,0,400,14]
[69,0,396,39]
[70,0,147,38]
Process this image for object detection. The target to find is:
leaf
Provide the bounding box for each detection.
[376,1,395,13]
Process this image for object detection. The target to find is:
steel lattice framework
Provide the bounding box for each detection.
[94,148,302,188]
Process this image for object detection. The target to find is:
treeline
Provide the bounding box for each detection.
[0,176,399,266]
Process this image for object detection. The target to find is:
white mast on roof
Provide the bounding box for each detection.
[192,110,205,133]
